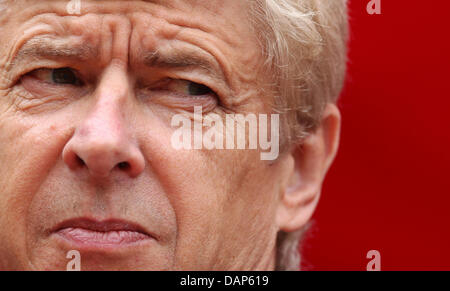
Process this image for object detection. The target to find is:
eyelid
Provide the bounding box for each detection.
[29,68,53,82]
[138,78,219,111]
[151,78,216,96]
[27,67,83,86]
[172,79,212,95]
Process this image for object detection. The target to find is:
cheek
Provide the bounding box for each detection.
[0,113,72,265]
[141,121,279,269]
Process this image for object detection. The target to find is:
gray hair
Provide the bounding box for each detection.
[250,0,349,270]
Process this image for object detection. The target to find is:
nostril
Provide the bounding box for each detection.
[117,162,130,170]
[76,156,85,166]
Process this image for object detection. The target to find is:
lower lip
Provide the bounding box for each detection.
[57,227,151,248]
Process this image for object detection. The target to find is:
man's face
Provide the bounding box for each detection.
[0,0,290,270]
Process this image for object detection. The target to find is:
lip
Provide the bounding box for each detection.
[52,218,155,249]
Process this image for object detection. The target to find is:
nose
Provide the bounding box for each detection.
[62,67,145,179]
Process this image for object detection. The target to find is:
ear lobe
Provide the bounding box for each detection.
[277,103,341,232]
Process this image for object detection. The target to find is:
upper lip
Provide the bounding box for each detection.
[52,218,155,239]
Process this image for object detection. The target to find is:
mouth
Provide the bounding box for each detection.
[53,218,155,249]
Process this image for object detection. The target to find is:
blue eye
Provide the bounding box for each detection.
[51,68,80,85]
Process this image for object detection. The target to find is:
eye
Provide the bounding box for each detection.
[186,82,213,96]
[27,68,82,86]
[51,68,79,85]
[165,79,214,97]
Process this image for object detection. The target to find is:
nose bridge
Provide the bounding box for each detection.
[62,63,145,179]
[83,89,126,147]
[81,60,131,148]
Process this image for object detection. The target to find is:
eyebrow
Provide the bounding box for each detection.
[142,48,228,88]
[14,36,97,62]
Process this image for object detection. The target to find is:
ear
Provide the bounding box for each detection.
[276,103,341,232]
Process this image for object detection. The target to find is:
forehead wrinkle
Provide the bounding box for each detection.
[0,0,170,20]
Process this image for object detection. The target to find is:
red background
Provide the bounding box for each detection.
[301,0,450,270]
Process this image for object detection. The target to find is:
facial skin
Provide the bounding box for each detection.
[0,0,341,270]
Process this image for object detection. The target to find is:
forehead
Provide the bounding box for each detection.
[1,0,248,16]
[1,0,256,49]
